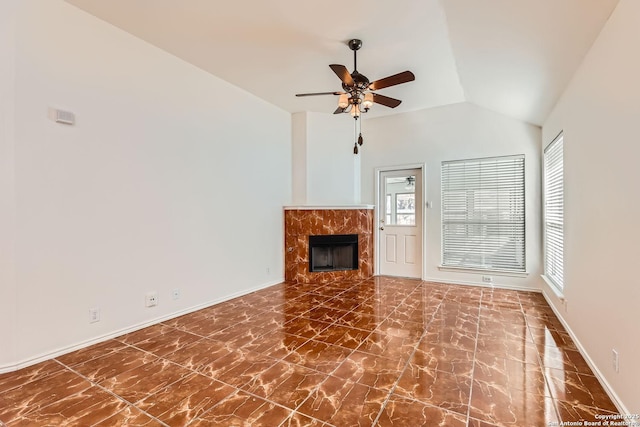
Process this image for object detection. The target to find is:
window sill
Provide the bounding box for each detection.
[438,265,529,278]
[541,275,565,301]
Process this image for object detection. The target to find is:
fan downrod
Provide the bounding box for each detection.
[347,39,366,85]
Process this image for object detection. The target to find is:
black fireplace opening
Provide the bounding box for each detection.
[309,234,359,272]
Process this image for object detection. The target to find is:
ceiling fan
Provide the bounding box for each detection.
[295,39,415,154]
[295,39,416,118]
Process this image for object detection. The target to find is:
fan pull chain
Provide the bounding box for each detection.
[353,116,359,154]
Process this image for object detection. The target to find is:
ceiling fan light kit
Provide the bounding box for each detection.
[296,39,415,154]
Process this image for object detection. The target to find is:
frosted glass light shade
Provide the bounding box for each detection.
[338,94,349,108]
[362,93,374,109]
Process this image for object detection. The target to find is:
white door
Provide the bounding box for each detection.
[378,168,423,278]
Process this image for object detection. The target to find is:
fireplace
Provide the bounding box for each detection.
[284,206,373,283]
[309,234,358,272]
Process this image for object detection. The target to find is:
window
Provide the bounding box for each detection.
[385,194,392,224]
[543,133,564,290]
[395,193,415,225]
[383,175,416,226]
[441,155,525,272]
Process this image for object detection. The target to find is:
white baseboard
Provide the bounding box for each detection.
[542,290,629,416]
[0,278,284,374]
[421,276,541,293]
[426,278,628,414]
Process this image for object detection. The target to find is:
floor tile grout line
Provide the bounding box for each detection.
[269,279,372,427]
[464,287,485,426]
[175,280,364,424]
[519,293,563,423]
[362,281,428,427]
[5,279,602,426]
[160,297,311,342]
[370,281,449,426]
[373,282,486,424]
[183,383,321,427]
[61,338,294,426]
[283,278,422,426]
[52,358,172,427]
[181,348,324,425]
[252,278,375,427]
[2,358,155,425]
[59,336,291,426]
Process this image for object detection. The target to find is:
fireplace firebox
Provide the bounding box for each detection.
[309,234,358,272]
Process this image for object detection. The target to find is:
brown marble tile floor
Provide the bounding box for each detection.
[0,277,619,426]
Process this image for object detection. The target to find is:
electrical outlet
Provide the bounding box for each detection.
[612,349,619,373]
[482,275,493,283]
[172,288,180,300]
[89,307,100,323]
[145,291,158,307]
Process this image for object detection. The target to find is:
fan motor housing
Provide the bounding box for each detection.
[343,71,369,92]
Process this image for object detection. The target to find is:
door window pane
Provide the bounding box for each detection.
[385,194,392,224]
[396,193,415,225]
[384,175,416,225]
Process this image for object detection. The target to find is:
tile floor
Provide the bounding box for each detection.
[0,277,618,426]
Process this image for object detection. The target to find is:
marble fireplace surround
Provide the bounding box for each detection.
[284,206,374,283]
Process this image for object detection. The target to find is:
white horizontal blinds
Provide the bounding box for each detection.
[544,134,564,289]
[442,155,526,272]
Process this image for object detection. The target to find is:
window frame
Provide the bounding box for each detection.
[543,132,564,292]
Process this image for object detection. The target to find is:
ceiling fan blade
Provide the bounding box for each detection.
[329,64,354,87]
[368,71,415,91]
[372,93,402,108]
[296,91,344,97]
[333,107,346,114]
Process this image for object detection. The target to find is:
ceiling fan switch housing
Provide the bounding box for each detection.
[348,39,363,51]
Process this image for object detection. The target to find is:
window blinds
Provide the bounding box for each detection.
[442,155,526,272]
[544,135,564,289]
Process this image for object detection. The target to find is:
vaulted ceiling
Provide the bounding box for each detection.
[66,0,618,126]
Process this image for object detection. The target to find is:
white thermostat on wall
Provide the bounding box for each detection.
[54,108,75,125]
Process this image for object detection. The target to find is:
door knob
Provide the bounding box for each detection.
[379,226,384,230]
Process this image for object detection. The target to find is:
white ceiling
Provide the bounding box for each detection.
[66,0,618,126]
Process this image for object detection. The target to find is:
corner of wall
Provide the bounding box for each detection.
[0,0,18,367]
[291,112,308,205]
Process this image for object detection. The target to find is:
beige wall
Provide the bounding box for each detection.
[361,102,543,290]
[291,111,360,205]
[2,0,291,369]
[542,0,639,413]
[0,0,19,368]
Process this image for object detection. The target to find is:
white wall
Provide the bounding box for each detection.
[361,102,543,290]
[2,0,291,369]
[542,0,639,413]
[0,0,19,368]
[291,112,307,205]
[291,111,360,205]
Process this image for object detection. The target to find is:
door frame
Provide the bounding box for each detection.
[374,163,427,279]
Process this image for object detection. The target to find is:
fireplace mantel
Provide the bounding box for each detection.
[284,205,374,210]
